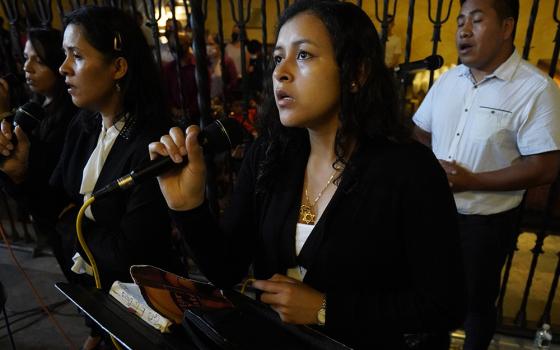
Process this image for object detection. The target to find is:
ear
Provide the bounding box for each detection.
[112,56,128,81]
[502,17,515,41]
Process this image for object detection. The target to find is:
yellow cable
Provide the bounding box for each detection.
[76,197,101,288]
[76,197,123,350]
[240,278,256,295]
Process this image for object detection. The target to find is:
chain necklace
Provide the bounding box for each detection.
[299,170,337,225]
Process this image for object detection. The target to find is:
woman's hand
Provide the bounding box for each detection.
[0,123,31,183]
[0,78,9,113]
[252,274,325,325]
[148,125,206,211]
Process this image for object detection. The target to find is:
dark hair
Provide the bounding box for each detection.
[460,0,519,39]
[27,28,77,141]
[256,0,407,192]
[63,6,169,130]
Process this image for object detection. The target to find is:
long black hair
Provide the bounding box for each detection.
[63,6,170,131]
[27,28,77,142]
[256,0,409,192]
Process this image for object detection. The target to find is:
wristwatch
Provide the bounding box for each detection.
[317,295,326,326]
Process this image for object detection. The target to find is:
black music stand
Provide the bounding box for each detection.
[55,282,195,350]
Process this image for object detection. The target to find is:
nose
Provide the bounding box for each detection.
[59,56,70,76]
[459,28,473,39]
[273,59,293,83]
[459,20,473,39]
[23,59,32,73]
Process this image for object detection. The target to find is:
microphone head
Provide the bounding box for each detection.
[199,118,244,154]
[426,54,444,71]
[13,102,45,134]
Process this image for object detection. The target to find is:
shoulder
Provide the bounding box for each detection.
[359,138,443,179]
[514,59,559,94]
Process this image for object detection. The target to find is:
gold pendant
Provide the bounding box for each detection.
[299,204,316,225]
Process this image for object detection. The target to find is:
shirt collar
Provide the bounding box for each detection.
[457,49,521,83]
[100,116,127,137]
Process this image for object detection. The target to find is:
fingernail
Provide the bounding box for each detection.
[173,154,182,163]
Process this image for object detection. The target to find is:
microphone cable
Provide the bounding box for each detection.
[0,221,78,349]
[75,197,124,350]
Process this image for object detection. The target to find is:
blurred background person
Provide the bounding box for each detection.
[207,32,238,103]
[0,28,78,279]
[162,26,201,123]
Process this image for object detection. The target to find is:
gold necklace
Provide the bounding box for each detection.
[299,171,337,225]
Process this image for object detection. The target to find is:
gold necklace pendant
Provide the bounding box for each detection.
[299,204,316,225]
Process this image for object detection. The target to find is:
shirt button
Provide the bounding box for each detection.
[491,111,495,114]
[448,156,452,159]
[456,133,460,136]
[464,108,468,112]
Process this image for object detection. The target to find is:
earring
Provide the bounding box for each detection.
[350,81,358,92]
[115,82,121,92]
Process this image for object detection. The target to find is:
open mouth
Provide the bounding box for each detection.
[66,81,76,94]
[275,89,295,107]
[458,43,473,53]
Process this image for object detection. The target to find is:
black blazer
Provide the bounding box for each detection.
[49,112,182,289]
[171,135,465,349]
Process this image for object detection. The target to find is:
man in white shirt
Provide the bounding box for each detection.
[413,0,560,349]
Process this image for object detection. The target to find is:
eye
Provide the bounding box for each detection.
[296,50,312,60]
[273,54,283,65]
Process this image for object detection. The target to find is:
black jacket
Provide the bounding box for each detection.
[48,111,182,289]
[171,135,466,349]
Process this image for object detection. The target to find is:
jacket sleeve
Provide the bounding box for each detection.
[170,140,264,288]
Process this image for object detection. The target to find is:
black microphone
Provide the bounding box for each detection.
[92,118,245,200]
[0,102,45,159]
[393,54,444,74]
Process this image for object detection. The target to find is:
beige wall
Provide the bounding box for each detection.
[1,0,558,68]
[204,0,559,68]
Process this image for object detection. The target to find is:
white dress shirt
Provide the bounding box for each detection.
[79,119,125,221]
[413,50,560,215]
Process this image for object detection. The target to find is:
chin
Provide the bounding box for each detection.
[279,114,303,128]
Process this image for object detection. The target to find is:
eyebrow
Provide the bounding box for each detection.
[457,9,484,20]
[274,39,317,52]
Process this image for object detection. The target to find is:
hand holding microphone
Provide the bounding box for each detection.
[0,102,45,182]
[100,118,242,210]
[149,125,208,211]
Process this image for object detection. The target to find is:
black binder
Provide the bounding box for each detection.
[182,289,352,350]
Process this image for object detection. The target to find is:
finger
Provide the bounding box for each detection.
[13,125,29,148]
[168,127,187,156]
[252,280,286,294]
[148,141,169,160]
[185,125,204,165]
[269,274,299,284]
[0,78,8,93]
[1,120,13,141]
[269,305,288,322]
[159,134,183,163]
[259,291,282,306]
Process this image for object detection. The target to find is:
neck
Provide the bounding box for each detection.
[470,45,514,82]
[307,121,339,169]
[99,96,124,129]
